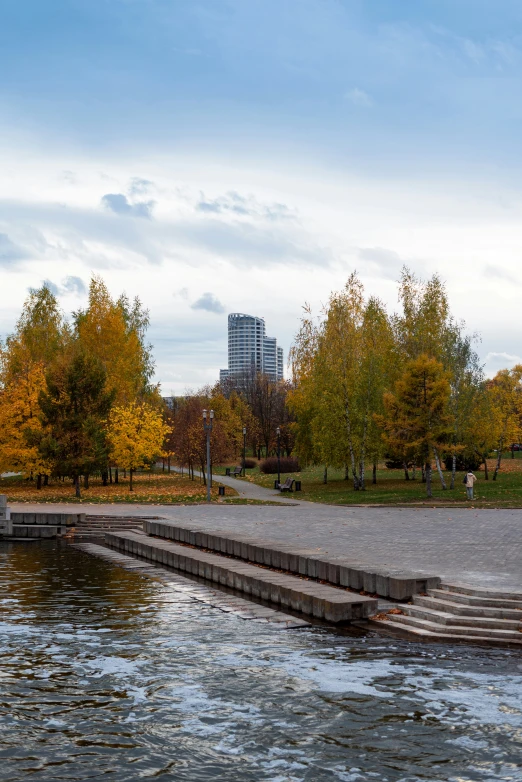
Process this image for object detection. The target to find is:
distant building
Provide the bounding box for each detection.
[220,313,284,383]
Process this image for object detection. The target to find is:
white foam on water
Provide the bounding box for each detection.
[81,655,145,678]
[45,718,66,728]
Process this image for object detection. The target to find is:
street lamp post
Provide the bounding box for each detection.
[242,427,247,477]
[276,426,281,489]
[203,409,214,503]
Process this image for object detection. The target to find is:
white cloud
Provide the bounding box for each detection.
[344,87,373,107]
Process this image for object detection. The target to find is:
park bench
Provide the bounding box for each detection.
[232,467,243,477]
[278,478,295,492]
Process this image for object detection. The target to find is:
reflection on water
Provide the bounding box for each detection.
[0,541,521,782]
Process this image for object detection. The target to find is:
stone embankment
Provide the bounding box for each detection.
[105,529,378,623]
[141,519,440,600]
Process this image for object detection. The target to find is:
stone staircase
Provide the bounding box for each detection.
[70,514,159,539]
[375,582,522,646]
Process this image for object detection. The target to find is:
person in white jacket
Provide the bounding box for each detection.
[465,471,477,500]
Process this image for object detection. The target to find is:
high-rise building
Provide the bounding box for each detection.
[220,313,284,382]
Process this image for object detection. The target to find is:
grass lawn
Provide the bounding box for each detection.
[237,453,522,507]
[0,470,238,504]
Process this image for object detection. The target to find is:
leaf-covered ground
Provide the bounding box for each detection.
[0,471,238,504]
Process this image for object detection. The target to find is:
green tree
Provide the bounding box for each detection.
[38,350,114,497]
[378,355,453,497]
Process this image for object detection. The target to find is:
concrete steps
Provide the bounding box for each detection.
[71,514,155,539]
[428,587,522,609]
[413,594,522,620]
[104,530,378,624]
[373,581,522,646]
[403,604,522,630]
[143,519,440,601]
[387,613,522,642]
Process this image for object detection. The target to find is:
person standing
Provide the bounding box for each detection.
[465,470,477,500]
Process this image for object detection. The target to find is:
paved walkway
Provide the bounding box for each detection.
[171,466,299,503]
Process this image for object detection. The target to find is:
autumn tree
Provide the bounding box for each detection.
[487,366,522,480]
[0,284,68,483]
[38,350,115,497]
[107,402,170,490]
[74,276,155,406]
[290,275,394,489]
[378,355,453,497]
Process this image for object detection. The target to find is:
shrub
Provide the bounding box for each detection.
[241,458,257,469]
[259,457,300,474]
[443,452,482,472]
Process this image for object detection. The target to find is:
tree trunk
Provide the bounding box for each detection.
[323,466,328,484]
[168,456,171,473]
[43,474,49,486]
[109,466,112,484]
[493,443,503,481]
[412,464,416,481]
[115,469,119,484]
[425,461,432,498]
[102,470,108,487]
[75,475,81,499]
[421,464,426,483]
[372,462,377,484]
[511,445,515,459]
[36,474,42,490]
[162,459,165,472]
[129,469,133,491]
[84,474,89,489]
[450,453,456,490]
[484,457,489,480]
[403,462,410,481]
[344,464,349,480]
[433,447,447,489]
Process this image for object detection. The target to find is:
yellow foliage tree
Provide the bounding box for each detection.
[75,276,155,406]
[0,362,51,478]
[107,403,171,490]
[0,284,67,482]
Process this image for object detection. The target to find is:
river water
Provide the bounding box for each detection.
[0,541,521,782]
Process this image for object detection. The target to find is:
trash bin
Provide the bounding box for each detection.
[295,480,302,492]
[225,467,231,476]
[274,479,280,490]
[218,486,225,496]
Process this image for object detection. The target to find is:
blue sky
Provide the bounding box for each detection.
[1,0,522,389]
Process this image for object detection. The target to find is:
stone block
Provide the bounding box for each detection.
[240,541,250,560]
[306,558,318,579]
[388,573,417,601]
[233,540,242,558]
[312,595,325,619]
[270,548,282,569]
[327,561,341,585]
[324,599,351,624]
[348,565,366,590]
[316,559,329,581]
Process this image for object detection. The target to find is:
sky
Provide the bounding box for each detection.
[2,0,522,392]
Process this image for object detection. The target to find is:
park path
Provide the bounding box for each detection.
[170,465,300,504]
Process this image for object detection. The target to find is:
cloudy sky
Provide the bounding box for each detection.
[2,0,522,392]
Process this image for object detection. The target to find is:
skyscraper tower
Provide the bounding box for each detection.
[220,313,284,382]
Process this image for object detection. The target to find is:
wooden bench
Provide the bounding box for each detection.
[278,478,295,492]
[232,467,243,477]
